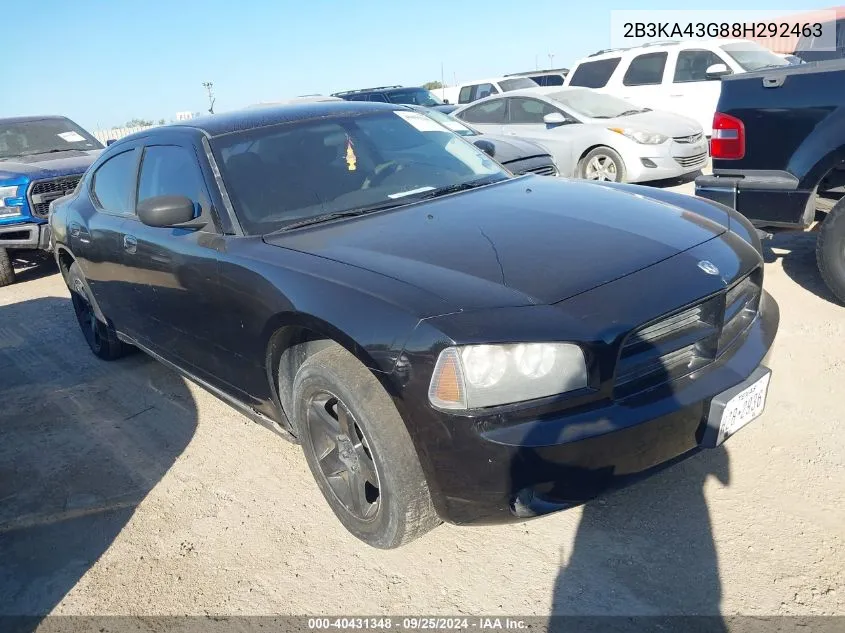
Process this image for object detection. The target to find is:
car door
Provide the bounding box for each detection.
[454,98,508,134]
[667,48,732,134]
[76,145,141,329]
[458,83,499,104]
[616,51,669,111]
[121,139,224,380]
[502,97,580,175]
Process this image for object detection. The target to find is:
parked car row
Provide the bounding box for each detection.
[46,99,780,549]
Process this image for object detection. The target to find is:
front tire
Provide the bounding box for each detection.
[0,248,15,287]
[67,262,128,360]
[291,343,439,549]
[579,146,626,182]
[817,198,845,304]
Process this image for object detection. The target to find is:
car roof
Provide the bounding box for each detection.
[576,38,751,62]
[0,115,74,124]
[132,101,404,139]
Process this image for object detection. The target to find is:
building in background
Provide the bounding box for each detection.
[175,111,195,121]
[745,6,845,62]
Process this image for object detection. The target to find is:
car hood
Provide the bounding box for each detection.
[475,134,551,163]
[431,104,459,114]
[0,149,101,181]
[263,177,728,310]
[598,110,702,137]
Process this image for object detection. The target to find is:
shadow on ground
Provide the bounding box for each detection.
[642,168,703,190]
[10,252,59,285]
[763,228,842,306]
[0,297,197,619]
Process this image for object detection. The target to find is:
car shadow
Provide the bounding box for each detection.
[10,251,59,284]
[509,334,732,631]
[0,296,197,624]
[641,168,704,189]
[762,226,842,305]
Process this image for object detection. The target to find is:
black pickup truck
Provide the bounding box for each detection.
[695,60,845,303]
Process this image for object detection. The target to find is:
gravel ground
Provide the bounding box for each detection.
[0,178,843,622]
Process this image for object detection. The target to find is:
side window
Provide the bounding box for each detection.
[543,74,564,86]
[473,83,497,100]
[622,52,668,86]
[674,49,727,83]
[458,100,507,124]
[368,93,389,103]
[567,58,621,88]
[91,149,138,214]
[507,98,558,124]
[137,145,205,210]
[345,94,369,101]
[458,85,474,104]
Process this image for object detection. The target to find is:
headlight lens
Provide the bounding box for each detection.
[0,185,24,217]
[609,127,668,145]
[428,343,588,410]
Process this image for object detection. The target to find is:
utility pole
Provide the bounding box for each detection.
[202,82,215,114]
[535,54,539,70]
[441,61,445,88]
[548,53,555,69]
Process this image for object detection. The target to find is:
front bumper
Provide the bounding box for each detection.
[406,291,778,526]
[624,139,709,183]
[0,221,51,250]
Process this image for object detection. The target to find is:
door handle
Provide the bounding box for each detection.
[123,234,137,254]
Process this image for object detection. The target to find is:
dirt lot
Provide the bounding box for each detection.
[1,180,843,620]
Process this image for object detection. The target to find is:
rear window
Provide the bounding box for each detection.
[498,77,539,91]
[568,58,621,88]
[622,52,667,86]
[719,42,790,71]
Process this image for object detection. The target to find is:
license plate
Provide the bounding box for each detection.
[717,372,771,445]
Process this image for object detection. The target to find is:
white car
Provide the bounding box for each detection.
[451,87,707,183]
[443,76,544,105]
[564,39,791,134]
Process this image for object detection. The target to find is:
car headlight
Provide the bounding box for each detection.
[0,185,24,217]
[428,343,588,410]
[609,128,668,145]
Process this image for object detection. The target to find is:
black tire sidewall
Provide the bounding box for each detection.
[67,262,125,360]
[0,247,15,287]
[292,347,434,548]
[580,147,626,182]
[817,200,845,303]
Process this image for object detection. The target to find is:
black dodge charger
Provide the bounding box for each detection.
[50,101,779,548]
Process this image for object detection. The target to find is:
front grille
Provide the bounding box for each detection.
[27,175,83,218]
[673,133,703,144]
[674,152,708,169]
[614,268,763,399]
[523,164,558,176]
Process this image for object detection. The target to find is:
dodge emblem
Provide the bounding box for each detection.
[697,260,720,276]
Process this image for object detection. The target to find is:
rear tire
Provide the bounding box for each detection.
[817,198,845,304]
[67,262,129,360]
[291,343,439,549]
[0,248,15,287]
[579,146,626,183]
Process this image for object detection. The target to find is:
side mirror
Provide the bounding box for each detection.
[543,112,567,127]
[106,139,116,146]
[705,63,732,79]
[473,139,496,157]
[137,195,206,229]
[443,99,451,104]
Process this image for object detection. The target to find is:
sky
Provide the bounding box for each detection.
[2,0,833,131]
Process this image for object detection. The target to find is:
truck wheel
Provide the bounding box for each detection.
[0,248,15,287]
[816,198,845,304]
[291,343,439,549]
[579,147,626,182]
[67,262,128,360]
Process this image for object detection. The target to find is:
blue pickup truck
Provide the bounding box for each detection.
[0,115,103,286]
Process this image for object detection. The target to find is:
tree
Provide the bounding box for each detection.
[125,118,154,128]
[158,119,166,125]
[423,80,443,90]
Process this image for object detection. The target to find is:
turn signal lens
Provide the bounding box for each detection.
[428,347,466,409]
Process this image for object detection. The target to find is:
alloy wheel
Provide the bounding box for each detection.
[585,155,618,181]
[306,390,381,521]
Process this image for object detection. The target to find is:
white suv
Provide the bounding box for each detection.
[564,39,790,134]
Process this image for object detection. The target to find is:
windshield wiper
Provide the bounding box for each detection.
[415,177,503,200]
[274,202,405,232]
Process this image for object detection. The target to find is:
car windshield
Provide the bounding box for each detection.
[0,117,102,160]
[499,77,540,91]
[385,89,443,106]
[720,42,791,71]
[414,108,478,137]
[548,89,646,119]
[210,110,509,235]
